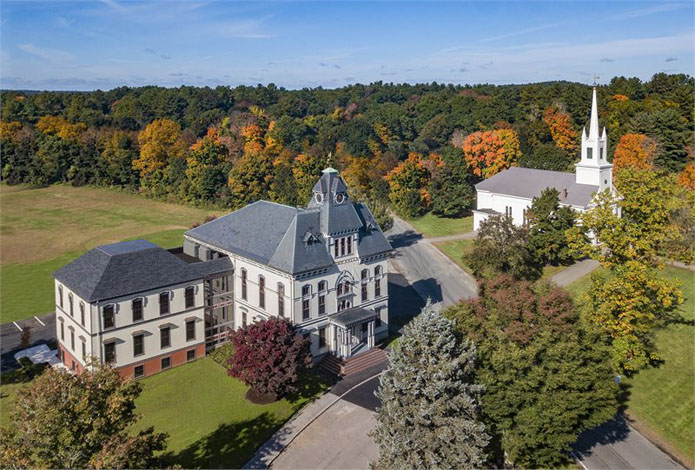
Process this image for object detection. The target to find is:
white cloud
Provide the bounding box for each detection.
[607,3,691,21]
[18,44,74,63]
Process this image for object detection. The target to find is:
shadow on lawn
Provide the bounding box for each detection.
[162,412,290,469]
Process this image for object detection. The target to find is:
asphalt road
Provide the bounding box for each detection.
[0,312,56,372]
[386,216,477,308]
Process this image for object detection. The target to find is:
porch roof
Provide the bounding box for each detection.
[330,307,377,328]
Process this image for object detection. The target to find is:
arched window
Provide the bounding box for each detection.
[259,276,265,309]
[58,285,63,308]
[241,269,247,300]
[68,293,74,317]
[278,283,285,317]
[318,281,327,315]
[80,302,85,326]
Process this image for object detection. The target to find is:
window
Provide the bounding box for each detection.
[587,147,593,159]
[599,147,604,160]
[81,340,86,361]
[103,305,115,329]
[159,292,170,315]
[361,269,369,302]
[242,311,247,327]
[80,302,85,326]
[134,365,145,378]
[302,285,311,320]
[161,357,171,370]
[334,241,339,257]
[68,293,74,317]
[132,298,143,322]
[241,269,247,300]
[318,281,327,315]
[302,285,311,297]
[104,342,116,364]
[319,327,326,348]
[186,320,196,341]
[347,236,352,255]
[340,238,346,256]
[58,285,63,308]
[259,276,265,309]
[71,360,75,372]
[185,286,195,309]
[133,334,144,357]
[278,283,285,317]
[70,330,75,351]
[375,266,382,298]
[160,327,171,349]
[60,319,65,341]
[186,349,196,362]
[505,206,513,218]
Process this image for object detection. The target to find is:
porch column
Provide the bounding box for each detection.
[342,326,350,358]
[367,320,375,348]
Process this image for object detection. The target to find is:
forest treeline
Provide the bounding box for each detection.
[1,73,693,219]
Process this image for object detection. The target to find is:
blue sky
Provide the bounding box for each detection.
[1,1,693,90]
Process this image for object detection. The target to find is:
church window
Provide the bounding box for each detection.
[587,148,593,159]
[599,147,603,160]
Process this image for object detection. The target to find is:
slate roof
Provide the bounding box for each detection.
[330,307,377,328]
[53,240,232,302]
[185,172,393,276]
[475,167,599,208]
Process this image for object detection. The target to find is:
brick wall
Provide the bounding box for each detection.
[117,342,206,379]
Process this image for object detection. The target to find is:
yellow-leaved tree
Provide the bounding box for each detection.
[133,119,185,177]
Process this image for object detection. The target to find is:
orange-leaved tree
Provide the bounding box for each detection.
[461,129,521,179]
[543,105,577,154]
[613,133,658,174]
[677,162,694,190]
[133,119,185,177]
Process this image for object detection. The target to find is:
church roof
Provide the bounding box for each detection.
[54,240,232,302]
[475,167,599,208]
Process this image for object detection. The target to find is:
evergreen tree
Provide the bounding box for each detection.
[371,301,489,470]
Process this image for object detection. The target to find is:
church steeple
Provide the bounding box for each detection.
[576,86,613,191]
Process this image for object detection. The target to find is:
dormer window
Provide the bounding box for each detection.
[315,193,323,204]
[335,192,345,204]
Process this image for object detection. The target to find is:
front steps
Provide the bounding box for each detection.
[318,347,388,377]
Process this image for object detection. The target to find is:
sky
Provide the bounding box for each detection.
[1,1,693,91]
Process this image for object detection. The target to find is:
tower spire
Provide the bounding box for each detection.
[588,85,600,139]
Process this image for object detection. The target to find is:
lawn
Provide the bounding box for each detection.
[0,358,329,468]
[567,265,695,466]
[406,213,473,238]
[132,358,329,468]
[0,184,219,323]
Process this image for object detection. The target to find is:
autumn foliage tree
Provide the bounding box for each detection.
[186,126,228,202]
[0,363,168,469]
[613,133,658,173]
[227,317,311,401]
[386,152,441,218]
[461,129,521,179]
[677,162,695,190]
[543,105,578,156]
[133,119,185,178]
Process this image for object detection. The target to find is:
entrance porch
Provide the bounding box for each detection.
[329,307,377,360]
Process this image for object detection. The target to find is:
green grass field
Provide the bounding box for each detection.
[568,266,695,466]
[406,213,473,238]
[0,184,218,323]
[133,358,328,468]
[0,358,329,468]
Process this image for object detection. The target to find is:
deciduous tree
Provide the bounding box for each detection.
[543,105,578,156]
[527,188,581,266]
[0,363,168,469]
[227,317,311,400]
[461,129,521,179]
[386,152,440,218]
[133,118,185,177]
[444,276,618,468]
[372,301,489,469]
[613,133,658,173]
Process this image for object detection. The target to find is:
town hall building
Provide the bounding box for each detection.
[473,87,615,230]
[53,168,392,379]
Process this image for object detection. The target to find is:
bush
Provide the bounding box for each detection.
[209,342,235,367]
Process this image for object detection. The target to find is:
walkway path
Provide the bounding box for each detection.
[551,258,600,287]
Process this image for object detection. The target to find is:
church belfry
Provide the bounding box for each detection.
[576,86,613,191]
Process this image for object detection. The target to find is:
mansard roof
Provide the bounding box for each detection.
[186,173,393,275]
[53,240,232,302]
[475,166,599,208]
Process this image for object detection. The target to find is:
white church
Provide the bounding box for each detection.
[473,86,615,230]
